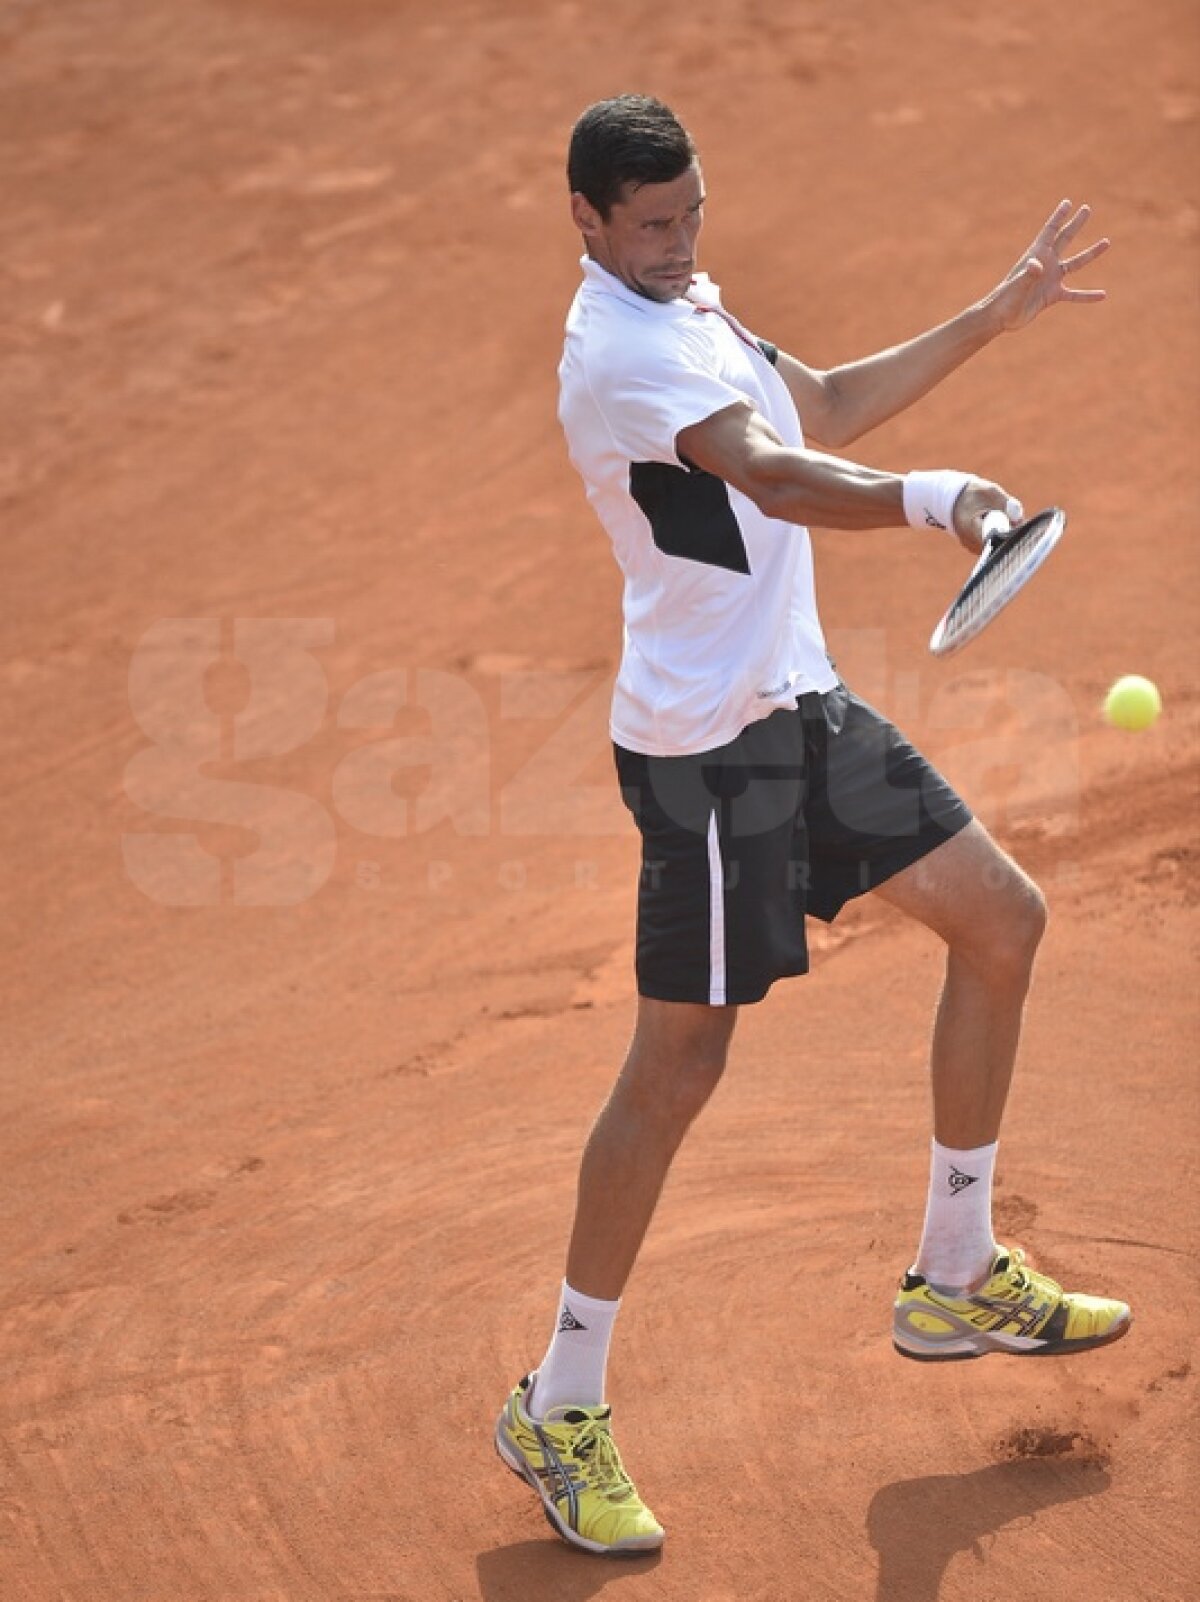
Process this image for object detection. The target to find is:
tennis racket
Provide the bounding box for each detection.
[928,506,1066,656]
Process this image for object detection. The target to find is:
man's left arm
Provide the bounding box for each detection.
[780,200,1109,450]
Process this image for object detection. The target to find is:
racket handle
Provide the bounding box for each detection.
[981,509,1013,541]
[963,506,1017,584]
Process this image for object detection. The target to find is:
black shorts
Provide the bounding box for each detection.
[614,683,972,1006]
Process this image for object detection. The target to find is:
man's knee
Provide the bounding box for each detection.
[998,874,1048,973]
[621,1001,737,1125]
[956,866,1048,982]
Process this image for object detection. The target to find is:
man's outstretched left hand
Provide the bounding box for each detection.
[990,200,1110,332]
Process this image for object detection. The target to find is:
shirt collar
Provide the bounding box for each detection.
[579,255,723,318]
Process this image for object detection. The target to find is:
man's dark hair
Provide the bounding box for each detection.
[567,95,696,219]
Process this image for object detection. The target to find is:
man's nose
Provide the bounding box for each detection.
[667,219,693,254]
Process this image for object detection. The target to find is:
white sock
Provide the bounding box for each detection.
[913,1139,999,1293]
[527,1281,620,1419]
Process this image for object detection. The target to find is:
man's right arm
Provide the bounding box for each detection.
[675,401,1012,551]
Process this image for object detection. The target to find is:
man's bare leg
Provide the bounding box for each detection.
[566,996,739,1300]
[873,818,1048,1150]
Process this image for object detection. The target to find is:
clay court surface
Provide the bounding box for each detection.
[3,1,1198,1597]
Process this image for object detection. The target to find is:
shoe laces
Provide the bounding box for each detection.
[571,1418,633,1499]
[1000,1248,1030,1291]
[994,1247,1060,1302]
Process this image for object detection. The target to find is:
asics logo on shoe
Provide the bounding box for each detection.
[531,1441,583,1512]
[926,1283,1048,1338]
[557,1305,588,1332]
[947,1165,978,1195]
[968,1289,1048,1337]
[532,1435,585,1523]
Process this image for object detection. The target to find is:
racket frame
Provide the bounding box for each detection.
[928,507,1066,657]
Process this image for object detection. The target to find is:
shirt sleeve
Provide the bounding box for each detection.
[586,330,749,470]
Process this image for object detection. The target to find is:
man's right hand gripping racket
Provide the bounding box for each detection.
[928,506,1066,656]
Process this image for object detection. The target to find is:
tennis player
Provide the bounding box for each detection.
[495,94,1129,1556]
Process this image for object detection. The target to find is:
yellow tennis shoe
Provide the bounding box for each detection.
[494,1374,664,1555]
[893,1245,1132,1361]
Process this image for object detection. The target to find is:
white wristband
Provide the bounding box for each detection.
[903,470,971,534]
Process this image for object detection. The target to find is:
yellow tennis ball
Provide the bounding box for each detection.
[1103,674,1162,731]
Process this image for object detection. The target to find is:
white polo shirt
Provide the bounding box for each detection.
[559,256,837,758]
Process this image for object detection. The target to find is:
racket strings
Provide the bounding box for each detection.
[958,529,1052,617]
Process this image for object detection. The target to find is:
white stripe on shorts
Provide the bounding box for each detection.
[706,808,727,1006]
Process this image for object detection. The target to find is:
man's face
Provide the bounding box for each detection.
[571,162,706,303]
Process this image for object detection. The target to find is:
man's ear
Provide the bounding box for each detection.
[570,191,603,238]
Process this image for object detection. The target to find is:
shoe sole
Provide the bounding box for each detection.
[493,1421,664,1558]
[893,1311,1133,1363]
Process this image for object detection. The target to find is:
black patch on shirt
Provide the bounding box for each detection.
[756,338,779,366]
[629,461,751,576]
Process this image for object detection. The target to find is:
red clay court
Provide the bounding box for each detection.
[2,2,1197,1598]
